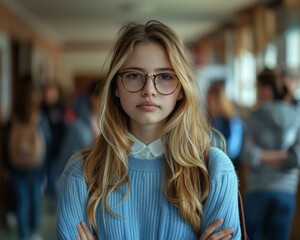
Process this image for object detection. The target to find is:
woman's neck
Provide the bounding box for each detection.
[130,124,162,144]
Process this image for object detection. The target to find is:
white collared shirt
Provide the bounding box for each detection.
[129,134,164,159]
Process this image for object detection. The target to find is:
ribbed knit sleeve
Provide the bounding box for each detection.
[56,156,90,240]
[202,147,241,239]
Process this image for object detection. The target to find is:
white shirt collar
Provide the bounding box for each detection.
[129,134,164,159]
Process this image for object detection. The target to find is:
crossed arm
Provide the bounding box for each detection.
[75,219,234,240]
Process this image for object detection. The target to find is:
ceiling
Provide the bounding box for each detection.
[4,0,261,49]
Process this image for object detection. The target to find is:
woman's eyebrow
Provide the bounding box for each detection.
[155,67,175,72]
[121,67,145,72]
[121,67,175,72]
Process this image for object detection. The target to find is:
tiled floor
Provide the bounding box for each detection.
[0,198,56,240]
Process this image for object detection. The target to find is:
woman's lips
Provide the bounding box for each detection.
[137,101,159,111]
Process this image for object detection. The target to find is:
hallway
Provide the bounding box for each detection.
[0,197,56,240]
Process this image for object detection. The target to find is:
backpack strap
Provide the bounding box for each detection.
[238,191,248,240]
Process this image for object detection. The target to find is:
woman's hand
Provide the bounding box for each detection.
[76,222,97,240]
[200,219,234,240]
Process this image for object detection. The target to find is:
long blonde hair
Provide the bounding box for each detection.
[82,20,212,236]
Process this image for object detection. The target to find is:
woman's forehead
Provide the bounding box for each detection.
[122,42,172,70]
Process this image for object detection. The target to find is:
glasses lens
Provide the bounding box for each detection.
[154,73,179,95]
[120,71,179,95]
[122,72,145,92]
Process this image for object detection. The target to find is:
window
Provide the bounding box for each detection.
[285,28,300,68]
[234,51,256,107]
[264,43,278,69]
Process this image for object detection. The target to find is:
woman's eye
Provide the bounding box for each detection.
[158,73,174,80]
[125,73,143,79]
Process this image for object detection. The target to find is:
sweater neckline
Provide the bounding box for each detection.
[128,155,164,172]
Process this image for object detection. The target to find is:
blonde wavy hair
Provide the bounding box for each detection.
[82,20,212,236]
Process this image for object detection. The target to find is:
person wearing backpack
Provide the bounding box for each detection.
[4,75,50,240]
[40,82,66,209]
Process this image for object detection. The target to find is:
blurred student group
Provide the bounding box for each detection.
[1,0,300,240]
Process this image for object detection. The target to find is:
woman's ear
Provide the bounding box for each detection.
[115,87,120,97]
[177,91,183,100]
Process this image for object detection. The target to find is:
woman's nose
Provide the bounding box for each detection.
[141,76,157,96]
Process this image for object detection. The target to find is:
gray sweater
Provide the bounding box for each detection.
[242,101,300,194]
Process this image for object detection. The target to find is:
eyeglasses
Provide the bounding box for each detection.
[117,71,179,95]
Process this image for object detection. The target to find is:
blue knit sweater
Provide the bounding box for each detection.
[57,147,241,239]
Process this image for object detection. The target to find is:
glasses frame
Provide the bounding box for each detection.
[117,71,180,95]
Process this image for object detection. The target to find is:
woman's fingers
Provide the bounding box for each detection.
[76,224,85,240]
[220,235,233,240]
[200,219,234,240]
[200,219,224,239]
[76,222,97,240]
[207,227,234,240]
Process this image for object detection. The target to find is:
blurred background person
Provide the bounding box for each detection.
[241,68,300,240]
[0,122,15,231]
[3,74,51,240]
[41,82,66,209]
[206,79,244,167]
[56,79,102,176]
[280,69,300,110]
[61,90,77,126]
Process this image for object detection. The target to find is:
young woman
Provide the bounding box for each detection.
[57,20,241,240]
